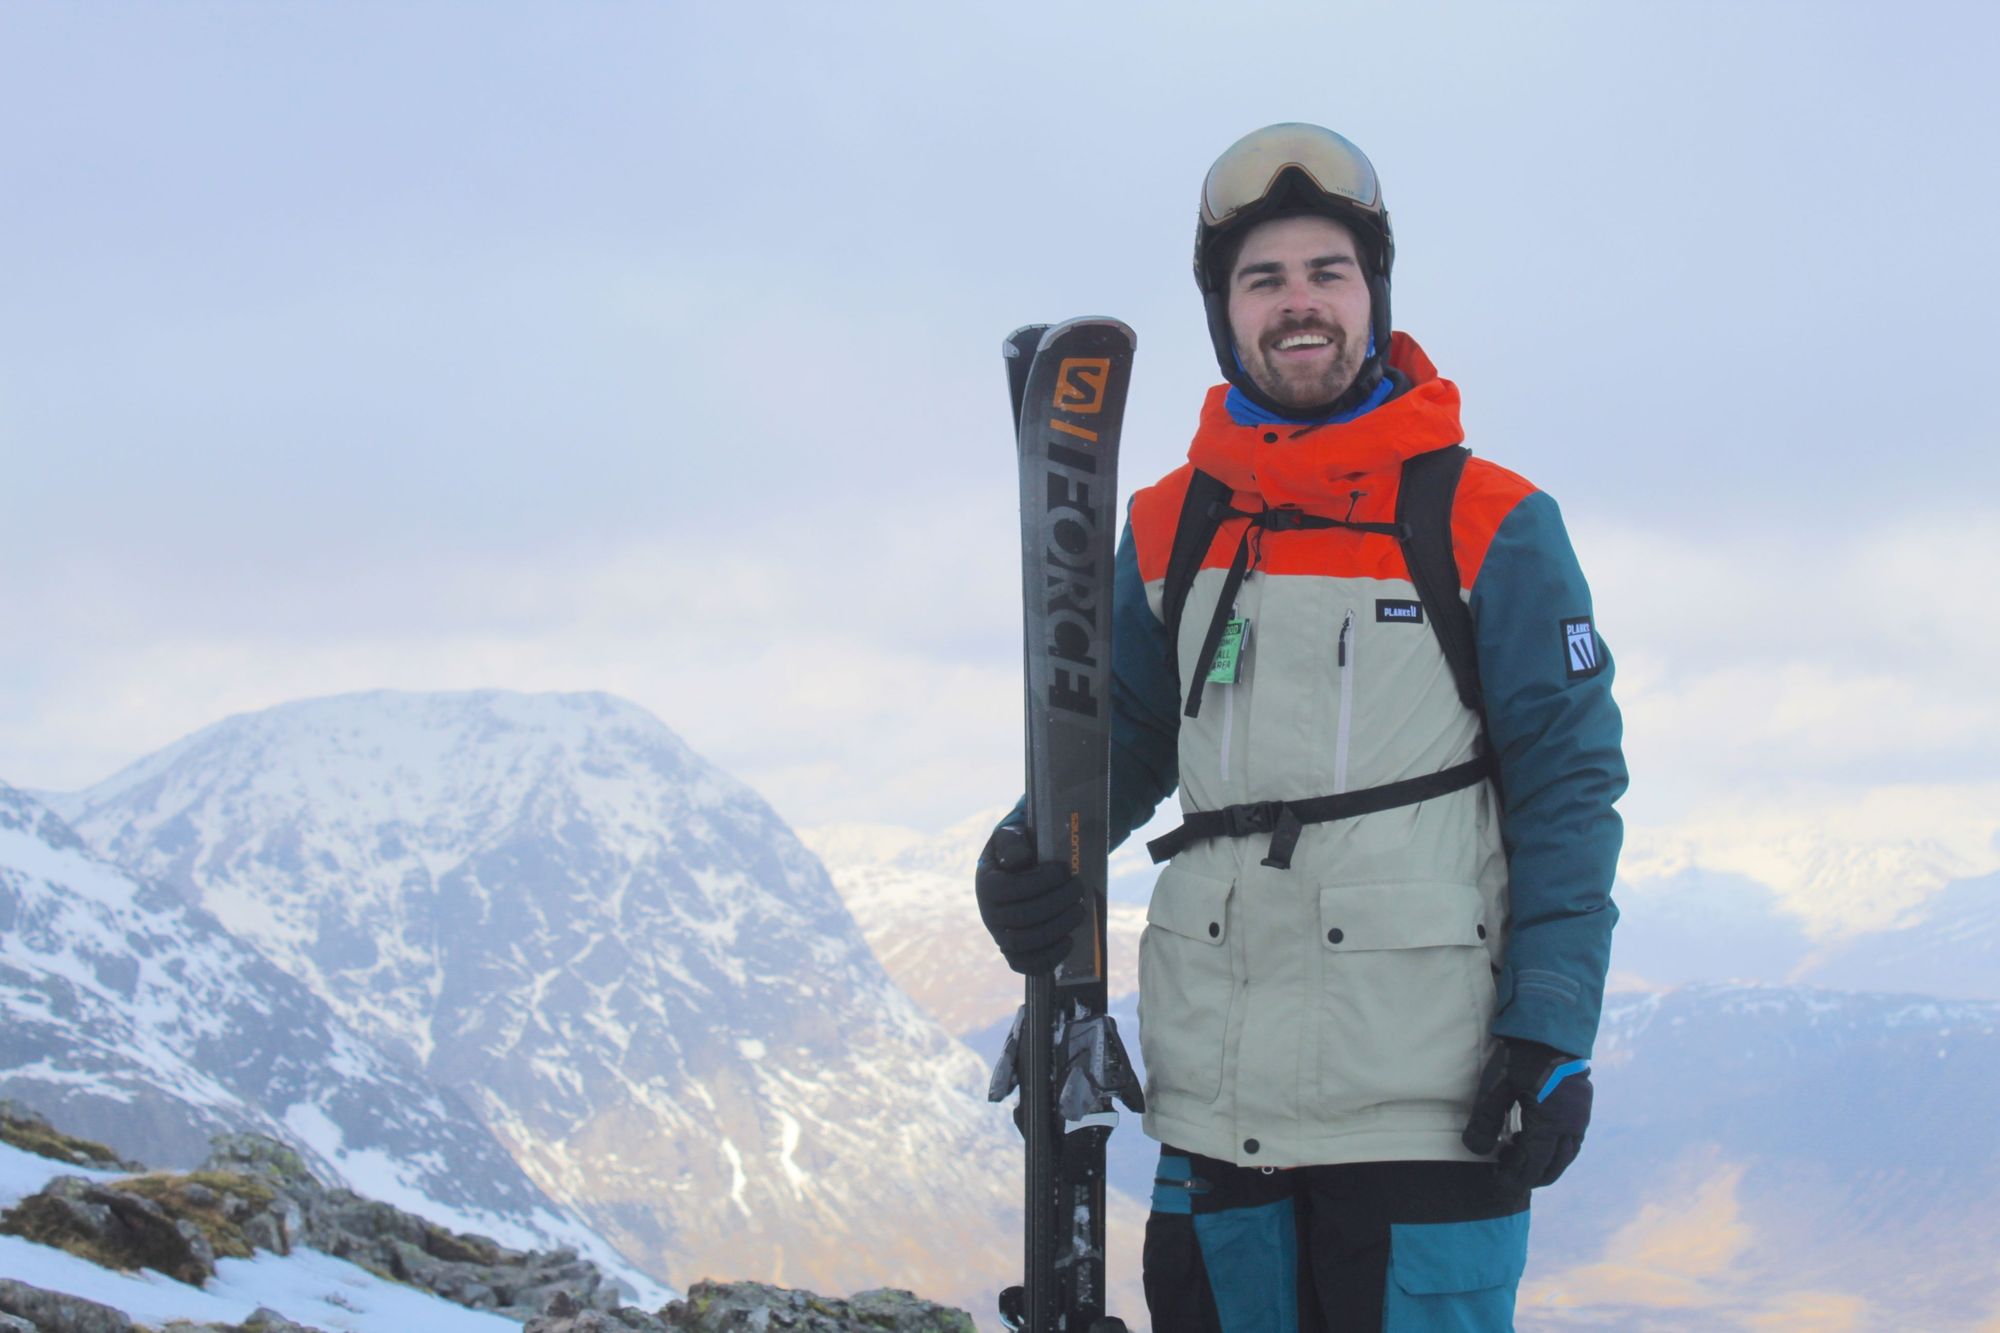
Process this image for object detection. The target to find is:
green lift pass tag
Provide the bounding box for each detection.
[1207,618,1249,684]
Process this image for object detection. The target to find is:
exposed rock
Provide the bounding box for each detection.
[537,1280,975,1333]
[0,1175,218,1285]
[3,1117,971,1333]
[0,1277,140,1332]
[160,1308,330,1332]
[0,1100,141,1173]
[243,1312,331,1333]
[199,1134,314,1189]
[197,1133,622,1320]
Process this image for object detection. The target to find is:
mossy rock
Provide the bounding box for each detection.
[0,1176,218,1284]
[421,1221,502,1266]
[0,1103,133,1171]
[117,1172,266,1261]
[0,1190,138,1273]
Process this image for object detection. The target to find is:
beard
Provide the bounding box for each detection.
[1242,320,1368,410]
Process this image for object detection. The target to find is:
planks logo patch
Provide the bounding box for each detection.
[1563,616,1602,678]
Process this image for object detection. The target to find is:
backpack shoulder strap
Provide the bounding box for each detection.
[1396,445,1484,718]
[1161,469,1236,685]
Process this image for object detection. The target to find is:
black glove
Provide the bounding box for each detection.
[1462,1038,1593,1191]
[975,823,1085,975]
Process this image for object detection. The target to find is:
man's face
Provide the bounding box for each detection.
[1225,214,1373,410]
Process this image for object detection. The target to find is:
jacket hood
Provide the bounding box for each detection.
[1186,332,1463,512]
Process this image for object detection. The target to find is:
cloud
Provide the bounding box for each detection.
[1620,785,2000,937]
[1577,510,2000,931]
[1,497,1029,832]
[9,483,1997,886]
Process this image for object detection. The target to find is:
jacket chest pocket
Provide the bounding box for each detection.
[1139,866,1236,1106]
[1315,880,1493,1116]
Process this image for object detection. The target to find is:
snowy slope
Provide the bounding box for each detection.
[803,812,1146,1038]
[0,784,653,1296]
[51,690,1028,1314]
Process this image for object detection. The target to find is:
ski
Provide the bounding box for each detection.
[990,318,1144,1333]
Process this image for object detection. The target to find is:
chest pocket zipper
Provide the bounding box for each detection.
[1334,610,1356,794]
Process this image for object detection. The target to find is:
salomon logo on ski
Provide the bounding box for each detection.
[1055,357,1111,414]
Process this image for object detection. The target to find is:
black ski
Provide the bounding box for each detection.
[990,319,1144,1333]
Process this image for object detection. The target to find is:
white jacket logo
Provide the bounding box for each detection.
[1564,617,1600,678]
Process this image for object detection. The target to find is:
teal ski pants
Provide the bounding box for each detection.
[1144,1148,1531,1333]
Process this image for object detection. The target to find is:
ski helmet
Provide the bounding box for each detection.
[1194,122,1395,418]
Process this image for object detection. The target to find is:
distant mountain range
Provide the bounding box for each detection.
[36,690,1027,1315]
[1610,863,2000,1001]
[1523,984,2000,1330]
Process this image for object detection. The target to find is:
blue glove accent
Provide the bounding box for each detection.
[1536,1059,1591,1104]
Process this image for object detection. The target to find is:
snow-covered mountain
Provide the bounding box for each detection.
[1603,866,1816,991]
[48,690,1025,1313]
[803,813,1146,1038]
[1801,871,2000,1002]
[0,782,652,1297]
[1523,983,2000,1330]
[1605,863,2000,1003]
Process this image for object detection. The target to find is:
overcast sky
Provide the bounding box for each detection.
[4,2,1996,925]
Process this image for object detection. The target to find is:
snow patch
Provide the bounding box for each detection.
[718,1137,751,1218]
[0,1233,521,1332]
[0,1139,127,1209]
[775,1109,810,1196]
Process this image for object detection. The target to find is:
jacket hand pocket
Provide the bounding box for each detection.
[1316,880,1493,1117]
[1139,865,1236,1106]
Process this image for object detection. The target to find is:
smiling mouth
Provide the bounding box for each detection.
[1272,332,1333,352]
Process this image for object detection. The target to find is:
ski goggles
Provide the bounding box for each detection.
[1199,122,1385,233]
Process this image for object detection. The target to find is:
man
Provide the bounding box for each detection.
[977,123,1625,1330]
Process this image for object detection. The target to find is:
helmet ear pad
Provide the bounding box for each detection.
[1203,229,1394,420]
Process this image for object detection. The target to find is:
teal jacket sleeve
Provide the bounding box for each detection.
[1106,512,1182,850]
[1469,490,1627,1060]
[998,510,1181,853]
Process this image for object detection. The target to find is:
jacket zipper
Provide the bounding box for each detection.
[1334,610,1356,794]
[1219,600,1237,782]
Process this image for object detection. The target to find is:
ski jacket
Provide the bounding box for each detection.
[1105,333,1626,1170]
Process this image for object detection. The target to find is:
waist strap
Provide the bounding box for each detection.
[1145,758,1491,870]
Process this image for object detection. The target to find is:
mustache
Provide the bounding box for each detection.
[1261,319,1349,351]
